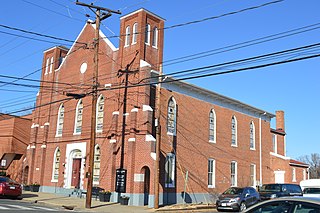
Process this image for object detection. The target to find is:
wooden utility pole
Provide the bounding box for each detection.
[75,1,120,209]
[154,65,163,209]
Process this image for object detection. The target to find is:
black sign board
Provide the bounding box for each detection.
[115,168,127,193]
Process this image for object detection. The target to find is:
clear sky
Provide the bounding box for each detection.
[0,0,319,159]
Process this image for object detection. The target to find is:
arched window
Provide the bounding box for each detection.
[250,121,255,149]
[125,26,130,47]
[231,116,237,146]
[152,27,158,48]
[132,23,138,44]
[145,24,151,45]
[52,147,61,182]
[209,109,216,143]
[93,145,101,184]
[167,97,177,135]
[96,95,104,132]
[49,57,54,73]
[56,104,64,136]
[74,99,83,134]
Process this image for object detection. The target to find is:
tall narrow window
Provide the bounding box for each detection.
[167,97,177,135]
[74,99,83,134]
[250,121,255,149]
[272,134,277,153]
[209,109,216,143]
[208,159,216,188]
[56,104,64,136]
[250,164,256,187]
[93,145,101,184]
[231,161,237,186]
[132,23,138,44]
[49,57,54,73]
[292,168,296,182]
[145,24,151,45]
[231,116,237,146]
[52,148,60,182]
[152,27,158,48]
[125,26,130,47]
[165,153,175,188]
[96,95,104,132]
[45,58,49,75]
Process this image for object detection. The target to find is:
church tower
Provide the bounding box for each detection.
[118,9,165,71]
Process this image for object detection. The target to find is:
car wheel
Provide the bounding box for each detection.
[240,202,247,212]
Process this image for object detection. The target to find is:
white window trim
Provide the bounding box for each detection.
[167,97,177,136]
[73,99,83,135]
[231,116,238,147]
[45,58,49,75]
[49,57,54,73]
[231,161,237,186]
[272,134,278,154]
[55,104,64,137]
[145,24,151,45]
[93,144,100,185]
[96,95,104,133]
[132,23,138,45]
[51,147,60,182]
[292,168,297,182]
[152,27,158,48]
[250,121,256,150]
[125,26,130,47]
[250,164,256,187]
[209,109,216,143]
[208,158,216,188]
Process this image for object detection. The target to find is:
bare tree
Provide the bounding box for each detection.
[298,153,320,178]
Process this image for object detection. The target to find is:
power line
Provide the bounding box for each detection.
[0,24,87,45]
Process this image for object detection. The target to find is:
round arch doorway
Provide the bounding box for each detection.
[141,166,150,206]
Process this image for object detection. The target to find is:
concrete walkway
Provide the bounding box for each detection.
[21,191,216,212]
[21,191,155,212]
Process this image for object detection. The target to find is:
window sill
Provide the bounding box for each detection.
[250,148,256,151]
[73,132,81,136]
[208,185,215,188]
[231,144,238,147]
[55,134,62,138]
[51,180,58,183]
[209,140,216,144]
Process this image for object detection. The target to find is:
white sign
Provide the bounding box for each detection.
[1,160,6,167]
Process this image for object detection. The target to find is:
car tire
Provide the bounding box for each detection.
[240,202,247,212]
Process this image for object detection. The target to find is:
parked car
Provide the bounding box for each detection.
[243,197,320,213]
[259,183,303,200]
[0,176,22,199]
[216,187,260,212]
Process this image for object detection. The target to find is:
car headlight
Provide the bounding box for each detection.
[270,194,277,199]
[229,197,240,202]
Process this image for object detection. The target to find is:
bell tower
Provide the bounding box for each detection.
[119,9,164,71]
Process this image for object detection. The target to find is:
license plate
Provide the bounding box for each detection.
[221,203,227,206]
[9,186,15,189]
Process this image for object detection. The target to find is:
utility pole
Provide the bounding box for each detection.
[115,51,139,198]
[154,65,163,209]
[75,1,120,209]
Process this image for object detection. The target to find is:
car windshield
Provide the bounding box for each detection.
[222,187,244,195]
[260,184,281,192]
[303,188,320,194]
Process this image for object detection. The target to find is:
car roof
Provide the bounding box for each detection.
[244,197,320,212]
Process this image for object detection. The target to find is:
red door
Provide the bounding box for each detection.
[71,159,81,188]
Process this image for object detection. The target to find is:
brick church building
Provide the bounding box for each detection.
[23,9,309,207]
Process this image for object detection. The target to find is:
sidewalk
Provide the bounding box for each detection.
[21,191,216,212]
[21,191,154,212]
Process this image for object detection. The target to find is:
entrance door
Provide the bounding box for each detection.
[71,159,81,188]
[143,167,150,205]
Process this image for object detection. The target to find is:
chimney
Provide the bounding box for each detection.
[276,110,285,131]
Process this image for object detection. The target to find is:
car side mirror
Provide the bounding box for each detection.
[245,193,250,197]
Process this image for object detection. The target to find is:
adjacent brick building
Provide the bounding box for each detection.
[24,9,308,207]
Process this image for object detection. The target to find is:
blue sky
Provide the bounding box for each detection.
[0,0,319,159]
